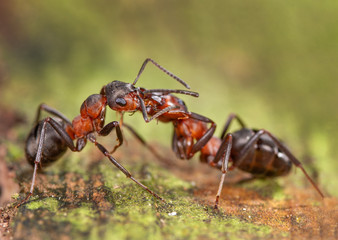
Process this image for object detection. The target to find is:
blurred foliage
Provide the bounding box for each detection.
[0,0,337,198]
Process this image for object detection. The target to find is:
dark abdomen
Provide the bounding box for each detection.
[25,119,68,168]
[232,128,292,177]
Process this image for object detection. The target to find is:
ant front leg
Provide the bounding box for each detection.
[98,121,123,153]
[87,135,164,201]
[137,95,180,123]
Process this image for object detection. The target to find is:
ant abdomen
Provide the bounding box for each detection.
[231,128,292,177]
[25,118,68,168]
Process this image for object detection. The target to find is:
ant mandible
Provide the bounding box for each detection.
[20,58,199,206]
[172,113,324,208]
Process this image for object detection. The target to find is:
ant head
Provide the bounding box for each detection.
[103,80,140,112]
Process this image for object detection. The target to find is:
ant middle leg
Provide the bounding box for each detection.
[87,135,164,201]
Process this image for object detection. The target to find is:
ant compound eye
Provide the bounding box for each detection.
[115,97,127,106]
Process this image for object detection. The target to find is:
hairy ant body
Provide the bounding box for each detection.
[172,113,324,208]
[20,58,198,206]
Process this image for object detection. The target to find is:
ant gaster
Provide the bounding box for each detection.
[21,58,199,206]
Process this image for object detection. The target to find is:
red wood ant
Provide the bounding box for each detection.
[172,113,324,208]
[19,58,199,206]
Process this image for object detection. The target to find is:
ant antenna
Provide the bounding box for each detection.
[133,58,191,89]
[143,89,199,98]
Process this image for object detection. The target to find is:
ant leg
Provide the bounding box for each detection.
[172,130,180,158]
[88,137,164,201]
[137,95,180,123]
[235,129,324,198]
[220,113,246,139]
[172,129,188,159]
[133,58,190,89]
[35,103,72,126]
[17,117,77,207]
[188,112,217,158]
[259,130,324,198]
[98,121,123,153]
[122,123,168,161]
[212,133,233,209]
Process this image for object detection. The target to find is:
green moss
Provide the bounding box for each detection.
[26,197,59,212]
[53,203,96,232]
[155,199,272,240]
[96,161,273,240]
[83,198,273,240]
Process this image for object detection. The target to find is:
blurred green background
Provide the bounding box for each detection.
[0,1,337,196]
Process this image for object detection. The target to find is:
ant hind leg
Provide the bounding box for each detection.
[17,117,76,207]
[213,133,233,209]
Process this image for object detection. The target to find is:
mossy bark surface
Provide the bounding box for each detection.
[1,120,337,240]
